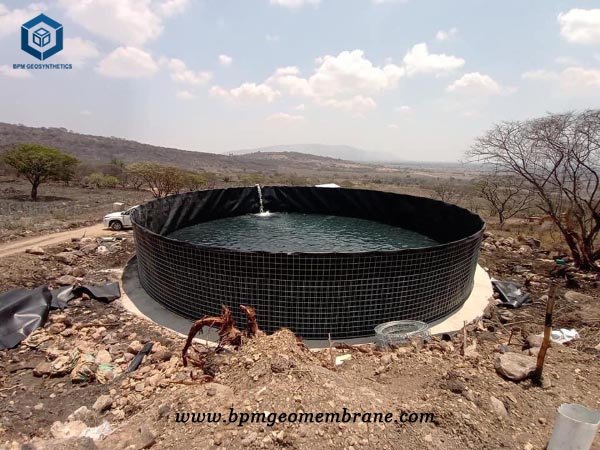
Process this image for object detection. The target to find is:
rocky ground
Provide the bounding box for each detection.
[0,229,599,450]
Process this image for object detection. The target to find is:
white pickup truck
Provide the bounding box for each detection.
[103,206,137,231]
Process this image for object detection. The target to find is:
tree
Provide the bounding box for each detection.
[475,173,533,228]
[84,172,119,189]
[127,163,203,198]
[184,172,207,191]
[432,180,462,204]
[469,110,600,271]
[3,144,79,200]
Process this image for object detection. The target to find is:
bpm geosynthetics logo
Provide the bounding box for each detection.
[12,13,71,71]
[21,13,63,61]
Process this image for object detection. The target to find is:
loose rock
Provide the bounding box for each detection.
[56,275,78,286]
[92,395,113,413]
[68,406,95,425]
[55,252,78,265]
[50,420,87,439]
[33,361,52,377]
[525,334,544,349]
[95,350,112,365]
[495,353,536,381]
[564,291,593,303]
[490,396,508,417]
[25,247,45,255]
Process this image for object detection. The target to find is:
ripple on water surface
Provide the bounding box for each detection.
[167,213,438,253]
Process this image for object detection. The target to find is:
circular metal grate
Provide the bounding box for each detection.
[374,320,430,346]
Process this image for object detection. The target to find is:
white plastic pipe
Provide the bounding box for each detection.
[547,404,600,450]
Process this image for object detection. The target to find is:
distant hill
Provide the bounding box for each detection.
[233,151,367,170]
[0,123,374,173]
[228,144,385,162]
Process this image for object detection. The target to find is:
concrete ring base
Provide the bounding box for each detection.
[120,257,493,349]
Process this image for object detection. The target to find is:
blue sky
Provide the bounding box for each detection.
[1,0,599,161]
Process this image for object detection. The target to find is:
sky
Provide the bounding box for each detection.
[0,0,600,162]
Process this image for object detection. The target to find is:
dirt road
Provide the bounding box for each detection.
[0,223,113,258]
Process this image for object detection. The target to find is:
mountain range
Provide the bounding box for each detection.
[0,123,377,173]
[227,144,389,162]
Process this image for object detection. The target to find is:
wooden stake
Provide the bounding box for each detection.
[533,287,557,385]
[507,328,515,346]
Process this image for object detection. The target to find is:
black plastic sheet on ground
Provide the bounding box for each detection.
[0,282,121,349]
[492,280,531,308]
[0,286,52,349]
[51,282,121,309]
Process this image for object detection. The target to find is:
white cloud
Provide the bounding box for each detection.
[212,49,401,115]
[218,54,233,66]
[0,3,46,38]
[435,27,458,41]
[395,105,411,113]
[266,112,305,122]
[265,34,280,42]
[403,43,465,77]
[446,72,503,95]
[0,65,33,79]
[267,66,312,96]
[80,109,92,115]
[387,124,399,128]
[316,95,377,114]
[59,0,160,45]
[309,50,404,97]
[295,103,306,111]
[212,46,462,116]
[168,58,211,85]
[261,50,403,115]
[58,0,190,46]
[560,66,600,88]
[558,9,600,45]
[97,47,159,79]
[522,66,600,89]
[269,0,319,9]
[268,51,404,101]
[554,56,579,66]
[522,69,559,81]
[210,83,280,103]
[158,0,190,17]
[56,37,100,65]
[176,90,195,100]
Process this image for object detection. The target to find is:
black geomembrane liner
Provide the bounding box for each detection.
[132,186,485,339]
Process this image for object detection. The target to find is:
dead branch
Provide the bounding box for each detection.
[533,287,557,385]
[240,304,264,338]
[181,305,242,367]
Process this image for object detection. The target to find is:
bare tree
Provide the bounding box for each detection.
[475,174,533,228]
[469,110,600,271]
[432,180,462,204]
